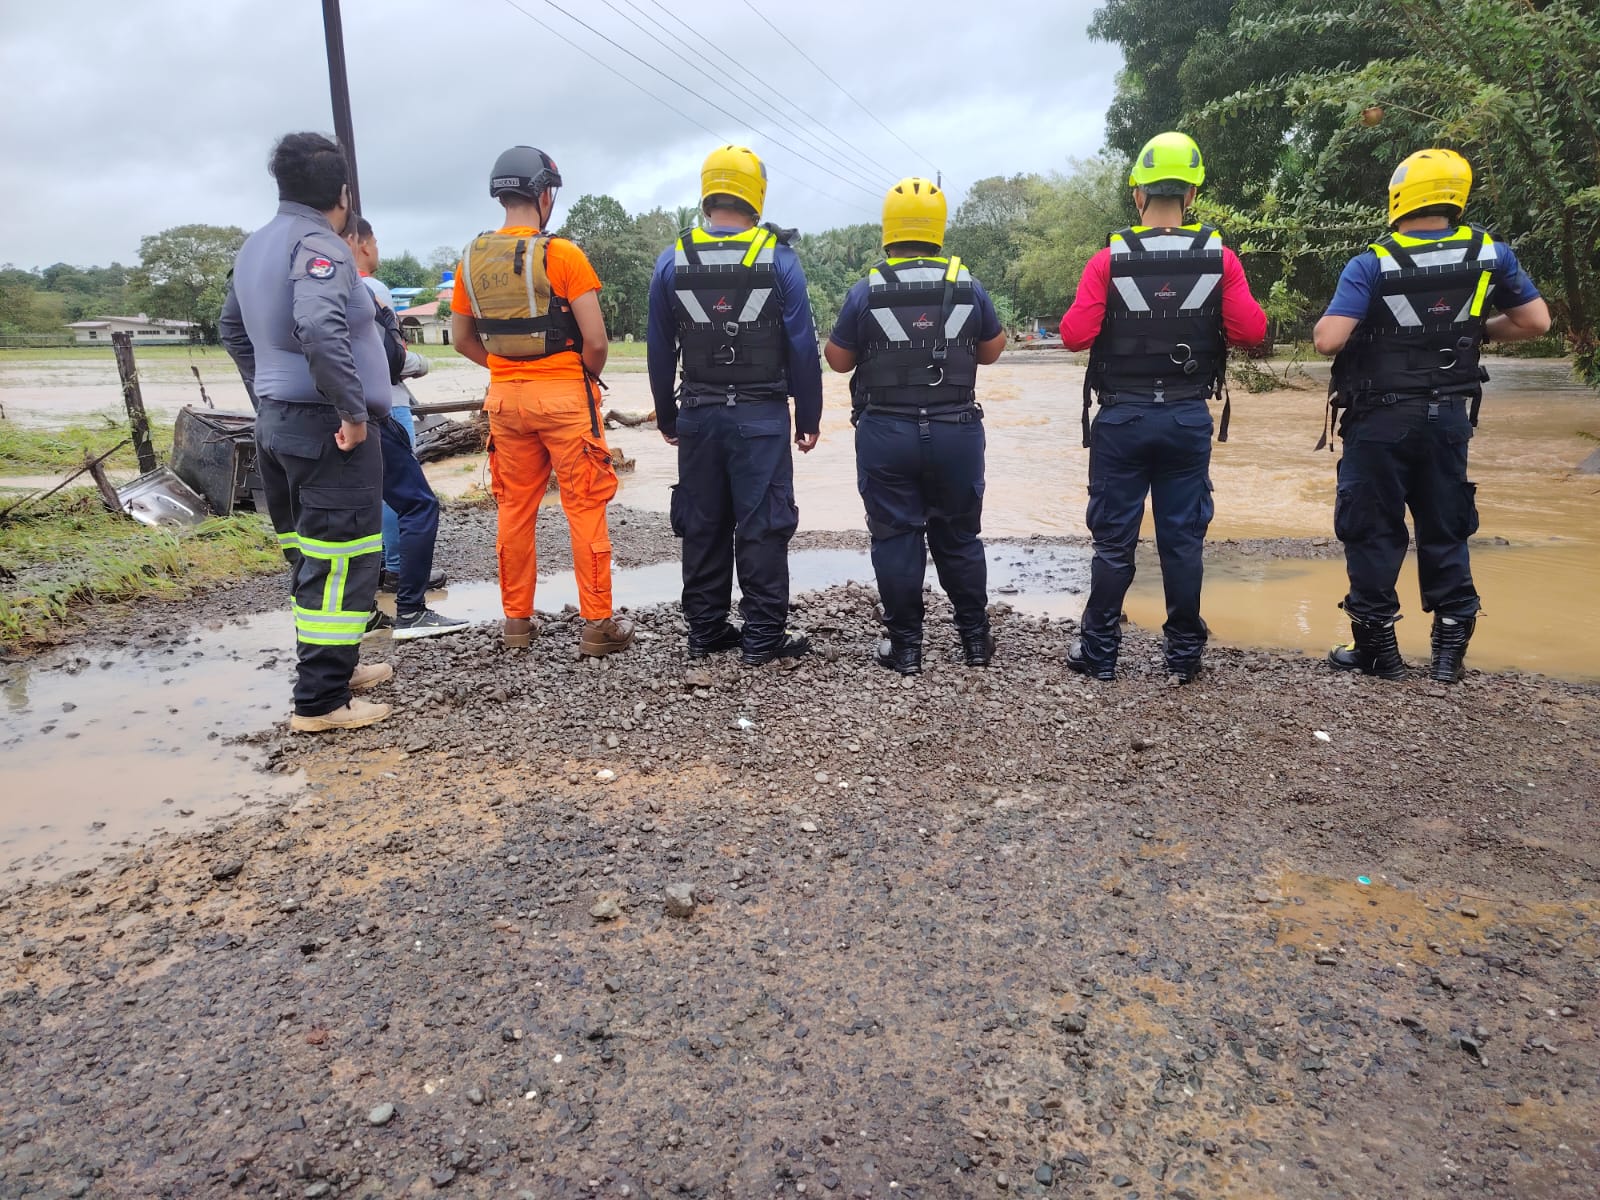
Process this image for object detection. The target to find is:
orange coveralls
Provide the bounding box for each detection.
[453,230,619,621]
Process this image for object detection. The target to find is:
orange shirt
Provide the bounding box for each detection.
[452,226,601,383]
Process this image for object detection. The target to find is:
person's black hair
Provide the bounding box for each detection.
[1397,202,1464,223]
[269,132,349,210]
[350,216,375,240]
[886,240,942,258]
[702,193,758,220]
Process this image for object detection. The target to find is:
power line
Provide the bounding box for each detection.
[632,0,895,188]
[739,0,938,174]
[502,0,884,203]
[493,0,878,218]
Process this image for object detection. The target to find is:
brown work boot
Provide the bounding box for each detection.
[580,616,635,658]
[350,662,394,691]
[289,697,392,733]
[504,617,536,649]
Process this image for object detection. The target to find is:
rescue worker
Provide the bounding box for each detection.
[344,217,465,640]
[824,178,1008,674]
[646,145,824,664]
[1059,132,1267,682]
[344,218,447,596]
[219,132,393,731]
[450,146,634,657]
[1313,148,1549,682]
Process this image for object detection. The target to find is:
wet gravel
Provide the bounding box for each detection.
[2,571,1597,1198]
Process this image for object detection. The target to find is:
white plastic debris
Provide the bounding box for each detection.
[1314,730,1332,742]
[595,769,616,782]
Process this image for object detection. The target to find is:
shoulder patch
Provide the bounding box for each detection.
[307,257,335,280]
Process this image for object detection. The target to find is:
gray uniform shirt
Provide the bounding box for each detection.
[220,201,391,421]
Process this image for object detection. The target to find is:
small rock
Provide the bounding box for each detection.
[996,1174,1009,1190]
[799,820,819,833]
[1112,1175,1132,1188]
[590,898,622,922]
[664,883,696,918]
[210,859,244,881]
[1460,906,1479,919]
[1314,953,1338,966]
[430,1168,456,1188]
[595,768,616,783]
[466,1087,485,1106]
[305,1185,332,1199]
[603,975,623,993]
[1034,1163,1053,1186]
[684,667,714,688]
[814,771,830,784]
[368,1102,395,1126]
[1252,890,1274,904]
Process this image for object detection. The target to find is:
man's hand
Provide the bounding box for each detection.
[661,431,679,446]
[796,432,819,454]
[336,419,368,451]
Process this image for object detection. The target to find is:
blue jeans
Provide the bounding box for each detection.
[855,410,987,643]
[382,403,415,572]
[377,411,440,614]
[1080,398,1215,666]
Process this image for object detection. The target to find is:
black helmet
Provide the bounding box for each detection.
[489,146,561,200]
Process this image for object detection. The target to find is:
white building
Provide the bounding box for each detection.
[397,301,450,345]
[65,315,197,345]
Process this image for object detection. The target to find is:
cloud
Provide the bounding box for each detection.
[0,0,1119,267]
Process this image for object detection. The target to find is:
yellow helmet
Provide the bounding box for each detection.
[700,144,767,218]
[1387,148,1472,224]
[1128,131,1205,194]
[882,177,947,250]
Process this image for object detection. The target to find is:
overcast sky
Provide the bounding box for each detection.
[0,0,1119,269]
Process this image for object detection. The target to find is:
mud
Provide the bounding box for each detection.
[2,582,1598,1199]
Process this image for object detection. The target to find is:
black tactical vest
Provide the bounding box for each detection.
[670,226,786,390]
[1088,224,1226,402]
[1333,225,1496,401]
[853,256,980,418]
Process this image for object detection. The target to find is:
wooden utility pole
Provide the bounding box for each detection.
[321,0,361,213]
[111,332,158,474]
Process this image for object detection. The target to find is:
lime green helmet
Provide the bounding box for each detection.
[1128,131,1205,195]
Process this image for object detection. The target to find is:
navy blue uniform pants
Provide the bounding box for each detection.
[376,412,441,615]
[1335,394,1480,624]
[254,400,383,717]
[669,399,799,655]
[1079,399,1214,665]
[855,410,988,644]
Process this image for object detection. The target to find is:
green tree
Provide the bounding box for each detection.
[0,279,65,334]
[375,251,430,290]
[558,194,657,339]
[131,224,246,339]
[1012,161,1130,318]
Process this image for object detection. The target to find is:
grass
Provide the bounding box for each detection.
[0,344,236,363]
[0,412,175,473]
[0,493,281,644]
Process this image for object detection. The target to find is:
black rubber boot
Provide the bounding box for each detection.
[875,638,923,676]
[741,630,811,666]
[1066,640,1116,681]
[960,624,995,667]
[1429,614,1476,683]
[1166,656,1203,684]
[688,623,742,660]
[1328,619,1407,680]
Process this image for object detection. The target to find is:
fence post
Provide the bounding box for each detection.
[111,331,158,474]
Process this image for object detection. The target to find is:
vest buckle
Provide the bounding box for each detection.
[1169,342,1199,376]
[722,321,742,338]
[927,366,945,388]
[714,344,738,366]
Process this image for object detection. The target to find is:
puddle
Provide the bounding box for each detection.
[374,544,1092,627]
[0,544,1089,890]
[0,614,307,888]
[1122,540,1600,679]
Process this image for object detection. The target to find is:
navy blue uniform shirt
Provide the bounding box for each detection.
[646,225,824,437]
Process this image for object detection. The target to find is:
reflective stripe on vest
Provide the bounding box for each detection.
[460,232,582,360]
[1090,224,1227,402]
[671,226,786,387]
[1333,224,1497,400]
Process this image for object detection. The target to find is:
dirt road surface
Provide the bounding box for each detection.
[2,507,1597,1197]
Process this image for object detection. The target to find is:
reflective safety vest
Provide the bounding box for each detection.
[459,232,583,360]
[853,256,980,418]
[670,226,786,390]
[1333,225,1496,401]
[1088,224,1227,403]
